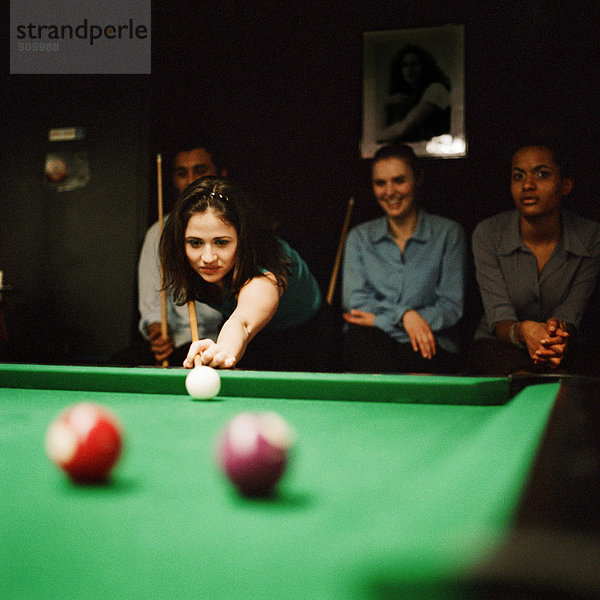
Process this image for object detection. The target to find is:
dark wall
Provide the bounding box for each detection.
[151,1,600,285]
[0,77,151,362]
[1,1,599,363]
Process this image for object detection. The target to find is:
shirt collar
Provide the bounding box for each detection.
[411,208,430,242]
[372,217,389,242]
[561,210,592,257]
[373,208,431,243]
[497,210,523,255]
[497,209,591,257]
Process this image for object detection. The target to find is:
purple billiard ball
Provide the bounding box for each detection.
[216,412,294,496]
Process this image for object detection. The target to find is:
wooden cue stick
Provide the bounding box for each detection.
[157,153,169,367]
[326,196,355,306]
[187,300,202,367]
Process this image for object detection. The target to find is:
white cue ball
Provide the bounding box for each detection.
[185,366,221,400]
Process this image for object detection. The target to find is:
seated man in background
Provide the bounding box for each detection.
[113,135,225,366]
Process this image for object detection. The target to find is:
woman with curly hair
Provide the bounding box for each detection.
[160,177,322,370]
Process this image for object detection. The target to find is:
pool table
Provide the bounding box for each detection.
[1,364,599,599]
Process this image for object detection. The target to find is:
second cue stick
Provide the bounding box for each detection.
[157,153,169,367]
[326,196,354,306]
[187,300,202,367]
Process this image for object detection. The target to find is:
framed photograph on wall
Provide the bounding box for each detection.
[361,24,466,159]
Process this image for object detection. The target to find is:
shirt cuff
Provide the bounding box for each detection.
[395,306,411,328]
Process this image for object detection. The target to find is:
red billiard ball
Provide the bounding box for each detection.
[45,402,123,484]
[216,412,294,497]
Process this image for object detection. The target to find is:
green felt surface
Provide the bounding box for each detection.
[0,365,558,599]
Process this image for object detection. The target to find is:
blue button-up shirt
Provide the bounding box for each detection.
[342,209,466,353]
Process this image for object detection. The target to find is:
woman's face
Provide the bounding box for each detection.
[401,52,423,85]
[184,209,238,286]
[511,146,572,219]
[372,157,419,221]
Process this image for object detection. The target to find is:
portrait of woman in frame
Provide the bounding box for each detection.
[361,24,466,159]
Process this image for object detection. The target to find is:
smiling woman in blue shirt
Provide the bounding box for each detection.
[341,143,466,373]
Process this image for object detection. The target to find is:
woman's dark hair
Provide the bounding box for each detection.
[160,177,290,304]
[509,136,573,179]
[389,44,451,97]
[372,143,424,183]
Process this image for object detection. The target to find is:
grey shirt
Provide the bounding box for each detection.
[472,209,600,339]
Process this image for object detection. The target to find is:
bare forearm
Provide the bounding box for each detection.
[215,315,251,364]
[495,319,545,350]
[494,320,520,345]
[378,102,437,141]
[495,319,569,367]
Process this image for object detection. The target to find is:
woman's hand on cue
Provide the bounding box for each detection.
[183,339,237,370]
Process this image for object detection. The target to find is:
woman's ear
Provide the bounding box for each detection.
[561,176,574,197]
